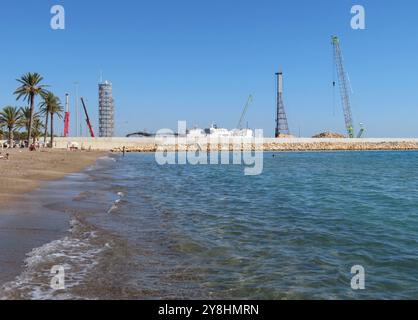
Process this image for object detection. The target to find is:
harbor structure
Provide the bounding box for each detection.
[275,70,290,137]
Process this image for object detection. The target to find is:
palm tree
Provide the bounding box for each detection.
[47,95,63,148]
[14,73,48,146]
[19,106,41,143]
[0,125,5,141]
[32,118,44,143]
[39,92,56,144]
[19,106,31,133]
[0,106,22,147]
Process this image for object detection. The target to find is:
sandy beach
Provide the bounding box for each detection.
[0,149,107,205]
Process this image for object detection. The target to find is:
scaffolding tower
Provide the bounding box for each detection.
[275,71,290,137]
[98,80,114,137]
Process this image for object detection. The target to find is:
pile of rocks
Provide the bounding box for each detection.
[111,145,158,153]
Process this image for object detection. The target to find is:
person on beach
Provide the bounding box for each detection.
[0,152,9,160]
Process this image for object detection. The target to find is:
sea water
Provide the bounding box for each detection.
[1,151,418,299]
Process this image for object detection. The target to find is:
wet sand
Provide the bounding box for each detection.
[0,149,106,205]
[0,149,107,295]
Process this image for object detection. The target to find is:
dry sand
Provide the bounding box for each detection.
[0,149,107,205]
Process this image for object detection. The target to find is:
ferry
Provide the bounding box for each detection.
[186,124,254,138]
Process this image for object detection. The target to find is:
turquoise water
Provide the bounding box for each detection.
[101,151,418,299]
[2,151,418,299]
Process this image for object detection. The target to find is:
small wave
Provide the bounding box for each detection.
[98,155,117,162]
[0,217,110,300]
[107,192,125,214]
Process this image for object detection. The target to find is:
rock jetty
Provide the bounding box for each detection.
[110,140,418,153]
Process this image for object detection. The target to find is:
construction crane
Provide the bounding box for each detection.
[357,123,365,138]
[237,95,253,129]
[80,97,95,138]
[332,35,364,138]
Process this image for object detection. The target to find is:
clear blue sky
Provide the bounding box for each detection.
[0,0,417,137]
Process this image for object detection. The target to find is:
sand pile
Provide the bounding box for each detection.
[276,134,295,139]
[312,132,346,138]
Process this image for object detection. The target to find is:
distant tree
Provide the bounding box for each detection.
[19,106,41,143]
[14,73,48,147]
[39,91,56,144]
[19,106,31,133]
[32,118,44,143]
[13,130,27,141]
[0,106,22,147]
[40,92,63,147]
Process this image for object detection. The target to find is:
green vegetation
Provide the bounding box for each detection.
[0,106,22,146]
[1,73,62,148]
[40,92,63,147]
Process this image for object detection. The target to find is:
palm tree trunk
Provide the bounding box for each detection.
[43,113,49,144]
[50,113,54,148]
[27,94,34,147]
[8,126,13,148]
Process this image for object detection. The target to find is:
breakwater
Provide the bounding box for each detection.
[53,137,418,152]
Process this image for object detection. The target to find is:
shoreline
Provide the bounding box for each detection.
[0,149,107,206]
[0,150,109,296]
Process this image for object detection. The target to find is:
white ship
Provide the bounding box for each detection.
[187,127,206,137]
[206,124,232,137]
[231,128,254,137]
[186,124,254,138]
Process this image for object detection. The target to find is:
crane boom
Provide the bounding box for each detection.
[332,36,354,138]
[80,97,95,138]
[237,95,253,129]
